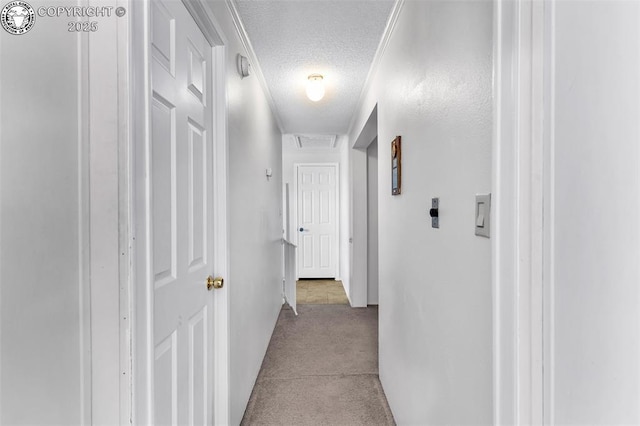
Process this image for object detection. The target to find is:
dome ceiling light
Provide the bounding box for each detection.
[306,74,325,102]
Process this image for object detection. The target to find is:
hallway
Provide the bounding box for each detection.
[2,0,639,424]
[241,305,395,425]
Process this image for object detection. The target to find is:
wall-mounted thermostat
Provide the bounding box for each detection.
[475,194,491,238]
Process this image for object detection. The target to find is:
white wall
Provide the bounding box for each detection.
[348,1,493,423]
[349,147,369,307]
[0,10,87,423]
[0,2,124,424]
[208,3,284,424]
[547,1,640,423]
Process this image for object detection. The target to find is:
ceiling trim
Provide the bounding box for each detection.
[225,0,286,132]
[346,0,405,137]
[183,0,226,47]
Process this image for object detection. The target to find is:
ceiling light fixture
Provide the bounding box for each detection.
[306,74,325,102]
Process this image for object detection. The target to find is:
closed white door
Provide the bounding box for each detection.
[145,1,215,423]
[297,165,338,278]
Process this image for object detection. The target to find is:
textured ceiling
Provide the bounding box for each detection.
[234,0,394,136]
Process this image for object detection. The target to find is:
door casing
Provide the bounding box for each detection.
[350,105,378,308]
[492,0,545,423]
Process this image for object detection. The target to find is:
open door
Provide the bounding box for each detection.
[282,183,297,314]
[133,0,229,423]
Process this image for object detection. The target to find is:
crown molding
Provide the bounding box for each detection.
[182,0,226,46]
[225,0,286,133]
[346,0,405,137]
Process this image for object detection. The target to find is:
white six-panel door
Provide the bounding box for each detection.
[148,1,214,423]
[296,165,338,278]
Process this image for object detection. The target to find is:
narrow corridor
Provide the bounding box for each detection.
[241,304,395,425]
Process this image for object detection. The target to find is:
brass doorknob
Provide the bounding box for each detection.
[206,276,224,291]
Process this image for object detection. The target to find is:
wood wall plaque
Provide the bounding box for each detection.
[391,136,401,195]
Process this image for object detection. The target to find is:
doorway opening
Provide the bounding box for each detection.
[366,138,379,305]
[350,104,379,307]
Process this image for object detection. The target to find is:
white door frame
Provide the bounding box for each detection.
[492,0,545,423]
[293,163,340,280]
[350,105,378,308]
[128,0,230,423]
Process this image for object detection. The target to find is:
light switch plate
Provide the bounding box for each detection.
[475,194,491,238]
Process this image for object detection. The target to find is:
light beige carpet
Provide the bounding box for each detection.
[241,305,395,426]
[297,279,349,305]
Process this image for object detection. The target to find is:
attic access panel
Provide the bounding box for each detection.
[294,134,337,149]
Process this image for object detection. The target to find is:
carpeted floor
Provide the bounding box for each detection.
[241,304,395,426]
[297,279,349,305]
